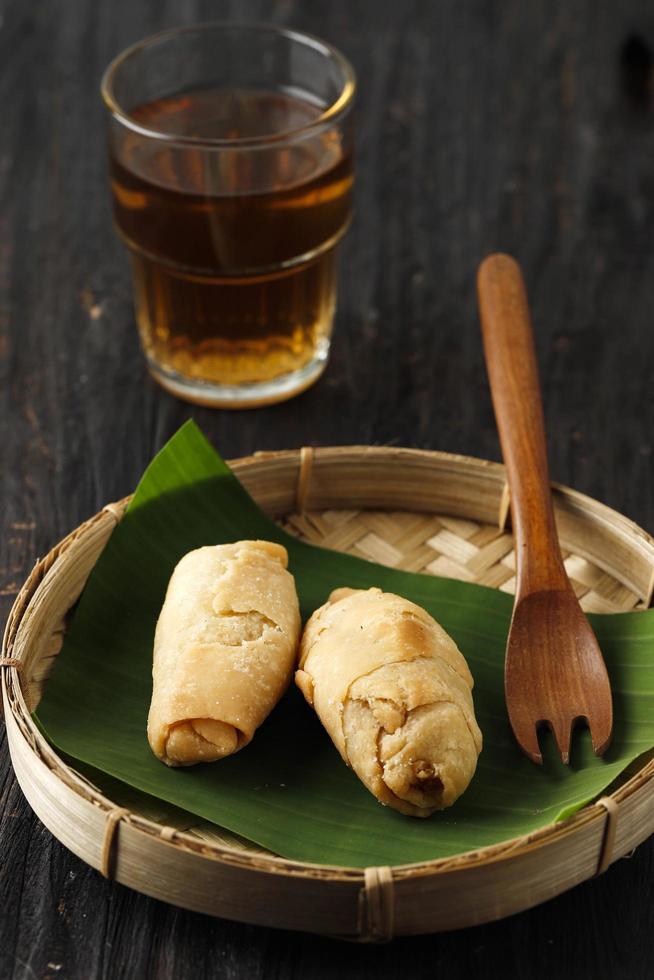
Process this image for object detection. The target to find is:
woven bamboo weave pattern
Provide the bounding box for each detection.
[5,445,654,937]
[282,510,647,614]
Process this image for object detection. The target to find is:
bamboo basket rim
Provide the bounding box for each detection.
[3,444,654,934]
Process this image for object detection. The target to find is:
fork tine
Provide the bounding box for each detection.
[589,712,613,758]
[510,718,543,766]
[548,717,573,765]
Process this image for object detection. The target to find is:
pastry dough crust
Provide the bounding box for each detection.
[296,587,482,816]
[148,540,300,766]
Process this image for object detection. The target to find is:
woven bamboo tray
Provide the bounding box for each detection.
[3,446,654,941]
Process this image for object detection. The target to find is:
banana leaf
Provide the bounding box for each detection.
[35,421,654,867]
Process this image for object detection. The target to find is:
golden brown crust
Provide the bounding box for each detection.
[148,540,301,766]
[296,587,482,816]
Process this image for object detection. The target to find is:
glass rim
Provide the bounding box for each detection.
[100,21,356,148]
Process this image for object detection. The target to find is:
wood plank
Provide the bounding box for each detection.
[2,0,654,977]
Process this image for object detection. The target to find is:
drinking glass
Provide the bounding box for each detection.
[101,23,355,408]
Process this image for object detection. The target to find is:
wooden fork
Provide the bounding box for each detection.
[477,253,613,764]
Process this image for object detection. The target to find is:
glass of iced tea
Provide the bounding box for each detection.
[101,23,355,408]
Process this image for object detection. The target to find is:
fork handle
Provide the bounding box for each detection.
[477,253,569,597]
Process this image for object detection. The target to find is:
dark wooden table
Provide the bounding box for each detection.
[3,1,654,976]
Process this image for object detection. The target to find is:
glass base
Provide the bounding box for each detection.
[146,346,330,409]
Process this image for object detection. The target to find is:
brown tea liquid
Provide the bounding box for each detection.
[110,89,353,403]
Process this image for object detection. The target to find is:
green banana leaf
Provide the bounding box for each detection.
[35,421,654,868]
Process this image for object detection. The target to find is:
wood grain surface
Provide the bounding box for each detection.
[478,254,613,765]
[2,0,654,977]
